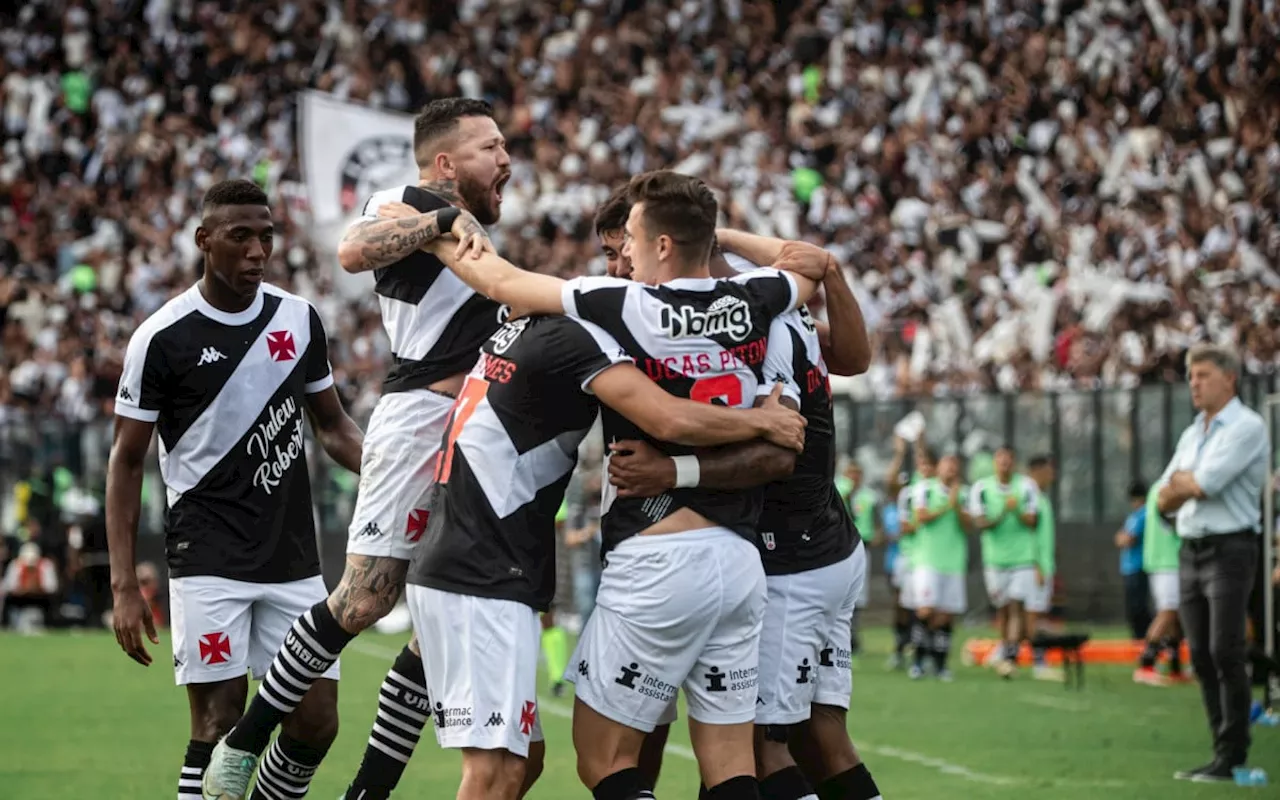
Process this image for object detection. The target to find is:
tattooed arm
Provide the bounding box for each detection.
[326,554,409,634]
[336,181,490,274]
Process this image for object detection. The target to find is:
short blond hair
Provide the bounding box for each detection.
[1185,343,1241,378]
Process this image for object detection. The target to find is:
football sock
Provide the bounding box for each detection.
[1139,640,1159,669]
[1002,639,1020,662]
[249,733,327,800]
[542,624,570,690]
[707,775,761,799]
[343,645,430,799]
[817,764,883,800]
[178,739,213,799]
[933,624,953,671]
[227,601,354,755]
[760,765,818,800]
[593,767,656,800]
[893,616,910,657]
[910,618,929,668]
[1165,636,1184,674]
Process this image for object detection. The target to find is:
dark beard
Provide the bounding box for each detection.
[458,172,499,225]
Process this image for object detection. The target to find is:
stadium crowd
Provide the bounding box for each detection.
[2,0,1279,433]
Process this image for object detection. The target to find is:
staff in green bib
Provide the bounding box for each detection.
[1135,481,1187,686]
[1024,455,1062,682]
[884,437,935,670]
[908,454,972,681]
[967,445,1040,679]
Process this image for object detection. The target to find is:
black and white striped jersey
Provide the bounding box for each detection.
[115,283,333,583]
[406,315,631,611]
[559,269,798,554]
[755,306,859,575]
[356,185,507,393]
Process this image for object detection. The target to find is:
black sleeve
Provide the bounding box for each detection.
[560,276,634,335]
[115,328,170,422]
[304,306,334,393]
[544,317,634,392]
[730,267,798,318]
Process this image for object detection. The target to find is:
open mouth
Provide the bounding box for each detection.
[493,174,510,204]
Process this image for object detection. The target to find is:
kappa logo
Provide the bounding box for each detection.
[117,386,133,401]
[577,660,590,678]
[266,330,296,362]
[198,631,231,665]
[197,347,227,366]
[659,295,752,341]
[356,521,382,540]
[485,712,504,727]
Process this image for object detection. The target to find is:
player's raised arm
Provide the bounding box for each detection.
[428,238,567,318]
[589,369,806,452]
[338,201,490,274]
[814,256,872,376]
[715,228,828,308]
[106,415,159,667]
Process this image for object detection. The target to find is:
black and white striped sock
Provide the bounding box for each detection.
[343,646,431,800]
[249,733,326,800]
[227,601,354,755]
[178,740,212,799]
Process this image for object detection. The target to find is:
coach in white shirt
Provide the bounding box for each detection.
[1157,344,1268,783]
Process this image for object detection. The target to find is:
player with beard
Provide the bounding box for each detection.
[594,189,884,799]
[431,170,828,800]
[205,99,510,800]
[106,180,364,800]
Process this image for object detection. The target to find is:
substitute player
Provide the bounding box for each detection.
[968,446,1040,679]
[885,439,933,670]
[1135,480,1187,685]
[1025,455,1063,682]
[207,98,509,800]
[432,170,827,799]
[106,180,364,800]
[909,454,971,681]
[406,308,805,799]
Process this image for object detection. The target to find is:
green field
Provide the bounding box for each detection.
[1,628,1276,798]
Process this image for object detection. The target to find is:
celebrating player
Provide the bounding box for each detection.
[431,170,827,799]
[206,98,509,800]
[105,179,364,800]
[885,440,933,670]
[406,304,805,799]
[909,454,972,681]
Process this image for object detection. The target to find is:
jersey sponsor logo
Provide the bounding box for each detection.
[266,330,297,362]
[340,136,415,215]
[519,701,537,735]
[659,295,752,341]
[614,662,642,689]
[198,631,231,665]
[490,318,529,354]
[247,396,305,495]
[406,509,429,542]
[197,347,227,366]
[819,646,835,667]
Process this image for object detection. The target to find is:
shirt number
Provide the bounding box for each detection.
[434,376,490,484]
[689,374,743,406]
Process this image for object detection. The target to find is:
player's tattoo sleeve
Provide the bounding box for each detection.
[329,554,409,632]
[341,214,445,273]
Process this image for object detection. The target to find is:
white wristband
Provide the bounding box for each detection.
[672,455,701,489]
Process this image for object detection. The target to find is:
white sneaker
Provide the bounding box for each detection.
[908,664,924,680]
[202,735,258,800]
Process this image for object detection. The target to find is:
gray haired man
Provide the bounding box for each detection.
[1157,344,1268,783]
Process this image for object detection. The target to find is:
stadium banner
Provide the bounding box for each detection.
[297,90,419,228]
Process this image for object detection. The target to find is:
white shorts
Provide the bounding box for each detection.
[566,527,766,732]
[912,566,968,615]
[983,565,1037,607]
[1024,571,1052,613]
[406,585,544,757]
[856,555,872,609]
[1149,571,1179,612]
[347,389,454,561]
[895,556,918,610]
[757,544,866,725]
[169,575,339,686]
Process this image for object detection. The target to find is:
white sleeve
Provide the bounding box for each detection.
[1021,479,1040,513]
[755,314,802,406]
[967,480,987,518]
[116,326,166,423]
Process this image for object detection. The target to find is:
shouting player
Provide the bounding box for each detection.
[106,179,364,800]
[206,98,508,800]
[406,306,805,799]
[432,170,827,800]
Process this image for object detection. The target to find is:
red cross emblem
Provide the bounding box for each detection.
[406,509,429,542]
[266,330,296,362]
[519,701,536,735]
[198,631,231,665]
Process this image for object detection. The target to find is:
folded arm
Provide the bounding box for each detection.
[716,228,827,309]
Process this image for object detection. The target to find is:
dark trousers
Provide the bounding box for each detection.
[1178,533,1259,765]
[1122,571,1152,639]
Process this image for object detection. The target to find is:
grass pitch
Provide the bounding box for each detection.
[1,627,1275,798]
